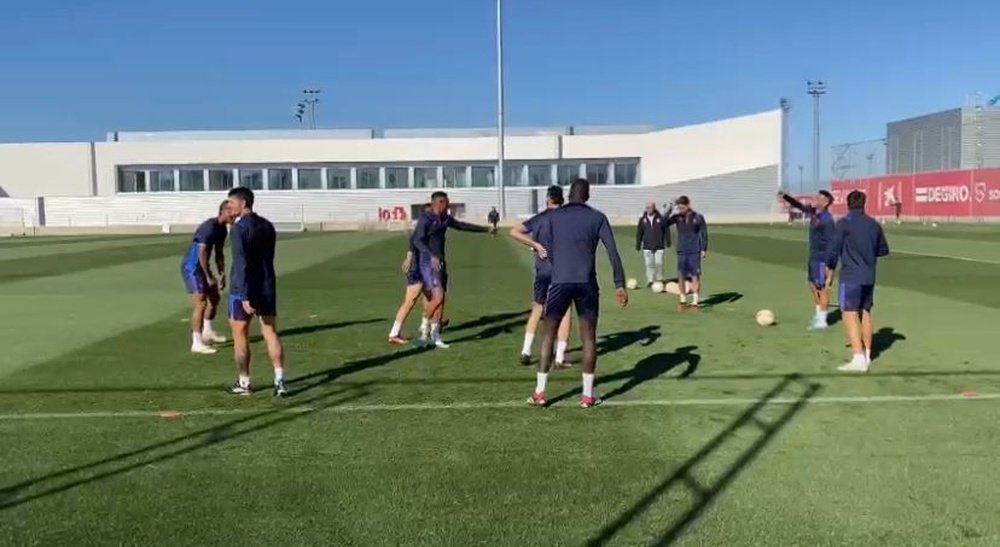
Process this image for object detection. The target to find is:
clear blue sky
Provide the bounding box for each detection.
[1,0,998,181]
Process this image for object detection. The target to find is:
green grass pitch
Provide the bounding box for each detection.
[0,223,999,546]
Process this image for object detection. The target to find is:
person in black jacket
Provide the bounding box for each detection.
[635,202,671,286]
[488,207,500,236]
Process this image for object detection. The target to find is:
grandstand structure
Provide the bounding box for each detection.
[0,109,783,233]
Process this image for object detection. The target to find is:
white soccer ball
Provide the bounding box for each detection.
[650,281,664,294]
[931,222,938,228]
[663,281,681,295]
[626,278,639,290]
[755,309,776,327]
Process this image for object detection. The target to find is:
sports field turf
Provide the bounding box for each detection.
[1,223,999,546]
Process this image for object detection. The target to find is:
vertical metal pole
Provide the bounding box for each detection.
[812,92,821,187]
[495,0,507,218]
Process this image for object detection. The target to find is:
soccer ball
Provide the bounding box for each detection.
[650,281,664,293]
[663,281,681,295]
[755,310,776,327]
[626,278,639,290]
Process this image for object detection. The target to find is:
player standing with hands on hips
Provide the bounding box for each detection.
[519,178,628,408]
[665,196,708,311]
[826,190,889,373]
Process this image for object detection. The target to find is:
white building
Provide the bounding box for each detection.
[0,109,783,230]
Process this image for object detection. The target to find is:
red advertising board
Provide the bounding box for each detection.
[831,168,1000,219]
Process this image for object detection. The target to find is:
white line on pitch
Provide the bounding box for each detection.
[0,392,998,421]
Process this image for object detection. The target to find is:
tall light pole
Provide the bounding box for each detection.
[495,0,507,218]
[295,89,321,129]
[807,81,826,188]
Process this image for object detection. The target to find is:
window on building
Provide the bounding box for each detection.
[208,169,234,191]
[268,168,292,190]
[443,166,468,188]
[357,167,380,189]
[150,170,176,192]
[179,169,205,192]
[239,169,264,190]
[528,165,551,187]
[298,168,323,190]
[118,170,146,193]
[557,163,581,186]
[385,167,409,189]
[328,167,351,189]
[614,161,638,185]
[586,162,609,186]
[471,166,495,188]
[414,167,438,189]
[503,164,525,187]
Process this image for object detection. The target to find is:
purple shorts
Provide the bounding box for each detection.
[228,294,278,321]
[405,260,422,286]
[419,261,448,295]
[839,283,874,313]
[533,273,551,305]
[182,267,209,294]
[808,261,829,289]
[677,253,702,280]
[544,283,599,322]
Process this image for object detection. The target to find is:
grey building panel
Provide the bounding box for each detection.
[382,127,571,138]
[960,107,1000,169]
[886,109,961,174]
[111,129,376,142]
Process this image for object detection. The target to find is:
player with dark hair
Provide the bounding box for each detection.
[509,185,573,367]
[826,190,890,372]
[665,196,708,311]
[387,203,449,345]
[488,207,500,236]
[181,200,235,354]
[520,178,628,408]
[780,189,836,329]
[412,191,496,348]
[225,186,287,396]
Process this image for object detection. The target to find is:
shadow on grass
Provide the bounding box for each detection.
[872,327,906,360]
[547,346,700,406]
[285,345,432,397]
[570,325,661,358]
[584,374,822,546]
[445,310,529,333]
[0,384,371,512]
[699,292,743,308]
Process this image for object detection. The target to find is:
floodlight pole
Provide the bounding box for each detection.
[807,81,827,188]
[495,0,507,218]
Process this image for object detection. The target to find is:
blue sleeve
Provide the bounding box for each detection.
[598,215,626,289]
[229,223,248,299]
[446,216,490,233]
[876,225,890,257]
[699,215,708,252]
[412,215,435,258]
[826,219,846,270]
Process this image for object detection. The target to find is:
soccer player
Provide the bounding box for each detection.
[826,190,890,372]
[509,185,572,367]
[488,206,500,236]
[665,196,708,310]
[635,201,671,287]
[780,190,836,329]
[388,204,434,345]
[225,187,288,396]
[181,200,234,354]
[522,178,628,408]
[412,191,496,348]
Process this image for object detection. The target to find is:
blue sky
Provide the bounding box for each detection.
[1,0,998,181]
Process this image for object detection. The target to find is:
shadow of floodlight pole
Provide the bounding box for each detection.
[585,374,822,547]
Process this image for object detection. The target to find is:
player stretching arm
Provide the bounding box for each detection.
[509,185,572,368]
[665,196,707,311]
[528,178,628,408]
[226,187,287,396]
[826,190,890,373]
[181,200,234,354]
[780,190,836,329]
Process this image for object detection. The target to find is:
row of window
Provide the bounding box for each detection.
[116,160,640,193]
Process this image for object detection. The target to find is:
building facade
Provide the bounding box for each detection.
[886,106,1000,174]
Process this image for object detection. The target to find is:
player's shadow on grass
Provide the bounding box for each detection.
[872,327,906,359]
[699,292,743,308]
[276,318,381,339]
[445,310,528,333]
[0,384,372,512]
[602,347,702,400]
[285,346,432,397]
[447,318,525,345]
[586,325,661,357]
[585,374,822,546]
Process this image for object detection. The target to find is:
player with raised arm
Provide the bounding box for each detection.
[521,178,628,408]
[181,200,234,355]
[780,190,836,329]
[412,191,496,348]
[826,190,890,373]
[509,185,573,368]
[387,203,441,345]
[225,187,288,396]
[665,196,708,311]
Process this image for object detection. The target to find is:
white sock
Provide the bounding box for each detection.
[852,353,867,365]
[535,372,548,394]
[191,332,203,346]
[521,333,534,356]
[555,340,567,363]
[202,319,214,334]
[420,317,430,337]
[692,293,700,306]
[389,321,403,338]
[679,294,687,304]
[865,349,872,363]
[274,368,284,383]
[238,374,251,388]
[582,373,595,398]
[430,322,440,341]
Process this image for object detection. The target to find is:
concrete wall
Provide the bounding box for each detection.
[0,143,94,197]
[886,109,962,174]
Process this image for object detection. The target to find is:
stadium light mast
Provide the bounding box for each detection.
[495,0,507,218]
[296,89,321,130]
[807,81,826,189]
